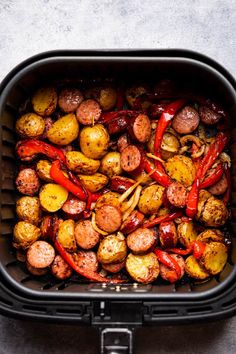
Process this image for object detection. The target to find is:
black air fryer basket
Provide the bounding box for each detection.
[1,50,236,353]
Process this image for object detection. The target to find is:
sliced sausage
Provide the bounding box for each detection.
[120,145,142,172]
[27,241,55,269]
[208,173,228,195]
[107,116,129,135]
[74,251,98,272]
[166,182,188,208]
[95,204,122,233]
[16,168,40,196]
[75,220,100,249]
[159,254,185,282]
[110,176,135,194]
[120,210,144,235]
[149,102,168,118]
[102,260,126,273]
[127,227,156,254]
[117,133,130,153]
[172,106,200,134]
[58,88,84,113]
[159,221,178,249]
[199,105,221,125]
[132,114,151,143]
[51,255,73,280]
[76,99,101,125]
[40,215,54,239]
[62,196,86,220]
[26,261,48,276]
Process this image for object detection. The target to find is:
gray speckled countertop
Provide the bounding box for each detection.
[0,0,236,353]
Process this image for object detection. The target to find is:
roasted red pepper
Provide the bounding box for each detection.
[166,240,206,260]
[200,163,224,189]
[154,249,181,283]
[16,139,66,164]
[100,110,138,123]
[223,163,231,205]
[144,159,172,188]
[143,211,182,229]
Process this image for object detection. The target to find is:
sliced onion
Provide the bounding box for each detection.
[122,186,142,221]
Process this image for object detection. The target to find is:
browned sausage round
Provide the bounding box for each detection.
[117,133,130,153]
[199,105,221,125]
[127,227,156,254]
[159,221,178,248]
[107,116,129,135]
[51,255,73,280]
[110,176,135,194]
[26,261,48,276]
[159,254,185,282]
[40,215,54,239]
[62,196,86,220]
[132,114,151,143]
[166,182,188,208]
[172,106,200,134]
[27,241,55,268]
[120,210,144,235]
[16,168,40,196]
[95,204,122,233]
[58,88,84,113]
[75,220,100,249]
[208,173,228,195]
[120,145,142,172]
[76,99,101,125]
[74,251,98,272]
[102,259,126,273]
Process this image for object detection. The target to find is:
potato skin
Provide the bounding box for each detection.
[196,229,224,244]
[32,86,57,116]
[85,86,117,110]
[13,221,41,250]
[161,132,180,160]
[126,252,159,284]
[36,160,53,182]
[66,151,100,175]
[78,173,109,192]
[16,196,41,226]
[197,193,229,227]
[165,155,195,187]
[100,152,122,177]
[47,113,79,145]
[97,233,127,264]
[58,219,77,253]
[39,183,68,212]
[95,191,121,211]
[200,242,228,275]
[185,255,209,280]
[138,184,165,214]
[16,113,45,138]
[80,124,110,159]
[177,221,198,247]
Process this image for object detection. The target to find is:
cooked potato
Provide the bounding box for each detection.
[161,132,180,160]
[85,86,117,111]
[138,184,165,214]
[157,207,171,217]
[185,255,210,280]
[16,113,45,138]
[39,183,68,212]
[126,85,150,109]
[196,229,224,244]
[32,86,57,116]
[36,160,53,182]
[80,124,110,159]
[16,196,41,225]
[177,221,198,247]
[100,152,122,177]
[197,194,229,227]
[47,113,79,145]
[58,219,77,253]
[95,191,121,211]
[165,155,195,186]
[126,252,159,284]
[78,173,109,192]
[66,151,100,175]
[200,242,228,275]
[13,221,41,250]
[196,190,211,220]
[133,170,153,186]
[97,233,127,264]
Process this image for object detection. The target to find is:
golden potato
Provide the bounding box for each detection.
[39,183,68,212]
[200,242,228,275]
[185,255,209,280]
[58,219,77,253]
[126,252,159,284]
[13,221,41,250]
[78,173,109,192]
[97,233,127,264]
[36,160,53,182]
[196,190,211,220]
[32,86,57,116]
[177,221,198,247]
[165,155,196,186]
[47,113,79,145]
[16,196,41,225]
[95,191,121,211]
[85,86,117,111]
[16,113,45,138]
[80,124,110,159]
[100,152,122,177]
[197,195,229,227]
[133,170,153,186]
[138,184,165,214]
[160,132,180,160]
[196,229,224,244]
[126,85,150,109]
[66,151,100,175]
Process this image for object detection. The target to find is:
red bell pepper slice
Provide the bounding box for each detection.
[154,249,182,283]
[223,163,231,205]
[144,159,172,188]
[200,163,224,188]
[143,211,182,229]
[166,241,206,260]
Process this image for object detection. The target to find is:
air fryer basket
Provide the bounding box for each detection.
[1,51,236,331]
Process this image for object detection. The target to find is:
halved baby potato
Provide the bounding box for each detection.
[66,151,100,175]
[95,191,121,211]
[185,255,209,280]
[58,219,77,253]
[39,183,68,212]
[165,155,195,187]
[16,113,45,138]
[32,86,57,116]
[78,173,109,193]
[196,229,224,244]
[200,242,228,275]
[177,221,198,247]
[47,113,79,145]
